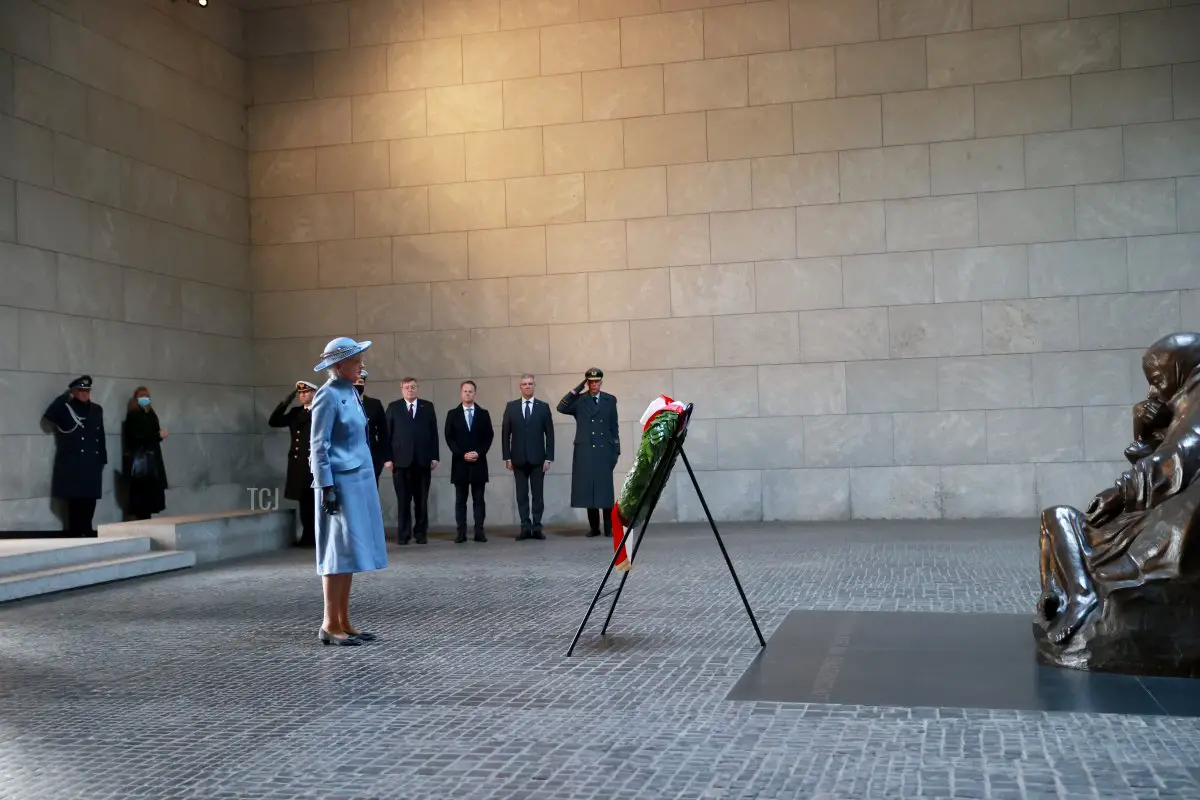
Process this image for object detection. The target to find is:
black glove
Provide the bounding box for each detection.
[574,381,587,394]
[286,389,298,403]
[321,487,339,515]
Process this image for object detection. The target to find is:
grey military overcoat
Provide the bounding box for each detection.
[557,389,620,509]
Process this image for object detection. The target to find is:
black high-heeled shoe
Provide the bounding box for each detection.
[318,629,361,646]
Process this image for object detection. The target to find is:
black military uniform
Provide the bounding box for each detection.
[355,370,388,480]
[557,367,620,537]
[269,381,317,546]
[43,375,107,536]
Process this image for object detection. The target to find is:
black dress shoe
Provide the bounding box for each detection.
[586,529,601,537]
[516,531,530,540]
[415,536,427,544]
[474,533,487,542]
[455,533,467,543]
[531,530,545,540]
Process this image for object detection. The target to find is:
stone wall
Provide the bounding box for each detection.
[0,0,260,530]
[243,0,1200,526]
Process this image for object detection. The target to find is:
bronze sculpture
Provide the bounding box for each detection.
[1034,332,1200,678]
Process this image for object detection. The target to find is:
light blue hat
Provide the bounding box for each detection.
[314,336,372,372]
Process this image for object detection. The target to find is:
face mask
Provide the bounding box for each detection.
[137,396,151,408]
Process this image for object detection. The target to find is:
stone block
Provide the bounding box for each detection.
[754,258,842,311]
[987,407,1084,463]
[1021,17,1119,78]
[975,77,1071,137]
[762,468,850,521]
[468,226,547,278]
[506,174,585,227]
[931,137,1024,195]
[1035,461,1130,511]
[1125,120,1200,180]
[581,0,658,20]
[626,215,709,269]
[428,180,506,232]
[391,135,466,187]
[795,201,886,257]
[880,0,970,37]
[1120,6,1200,68]
[620,10,704,66]
[1032,349,1133,406]
[0,179,12,244]
[836,38,927,97]
[885,195,978,251]
[588,267,671,320]
[394,329,472,379]
[425,83,502,135]
[1179,177,1200,232]
[625,113,709,167]
[751,153,840,209]
[629,317,714,369]
[893,410,985,465]
[718,417,805,470]
[18,309,93,374]
[788,0,878,48]
[351,90,426,141]
[52,135,122,208]
[983,297,1080,354]
[246,3,349,55]
[0,52,11,116]
[927,27,1021,88]
[748,48,835,106]
[599,369,679,421]
[500,0,578,29]
[758,362,846,415]
[707,105,793,160]
[253,288,356,339]
[711,208,796,262]
[669,263,756,316]
[16,184,89,258]
[546,220,628,273]
[1076,179,1177,238]
[850,466,942,519]
[714,312,800,365]
[663,57,747,114]
[943,464,1036,518]
[252,54,314,105]
[805,414,894,468]
[183,283,248,338]
[1128,234,1200,291]
[937,354,1034,409]
[424,0,500,38]
[431,278,509,329]
[667,160,751,214]
[543,120,624,174]
[1027,239,1127,298]
[357,283,433,332]
[385,38,463,91]
[315,46,387,97]
[318,238,393,287]
[464,128,543,181]
[354,187,429,238]
[978,187,1075,246]
[1078,291,1181,349]
[933,245,1029,304]
[1082,404,1130,462]
[704,0,790,57]
[316,142,391,193]
[585,167,667,220]
[0,242,56,312]
[582,65,664,120]
[393,232,470,283]
[546,320,632,373]
[840,145,930,202]
[249,97,351,150]
[792,95,882,153]
[462,29,540,83]
[1071,66,1174,127]
[509,274,590,326]
[1186,290,1200,329]
[846,358,939,412]
[883,86,974,146]
[1023,128,1123,189]
[842,251,934,306]
[252,243,319,292]
[541,20,621,74]
[798,307,889,362]
[973,0,1068,27]
[1176,63,1200,120]
[504,74,583,128]
[249,149,316,198]
[890,302,984,358]
[677,470,762,522]
[13,59,85,140]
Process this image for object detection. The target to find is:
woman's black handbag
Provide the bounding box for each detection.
[130,449,155,479]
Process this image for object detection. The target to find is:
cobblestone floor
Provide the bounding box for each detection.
[1,520,1199,800]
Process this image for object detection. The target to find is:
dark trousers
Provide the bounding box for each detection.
[297,488,315,547]
[393,464,431,543]
[587,507,613,535]
[454,482,486,535]
[66,499,97,537]
[513,463,545,533]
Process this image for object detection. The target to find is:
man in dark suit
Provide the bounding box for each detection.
[557,367,620,537]
[384,377,439,545]
[42,375,107,537]
[502,373,554,540]
[354,369,388,480]
[444,380,493,544]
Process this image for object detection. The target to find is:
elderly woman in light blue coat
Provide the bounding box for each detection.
[310,336,388,646]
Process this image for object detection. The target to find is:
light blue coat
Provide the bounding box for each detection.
[309,377,370,488]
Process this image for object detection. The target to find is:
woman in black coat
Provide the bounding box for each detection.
[122,386,168,520]
[269,380,317,546]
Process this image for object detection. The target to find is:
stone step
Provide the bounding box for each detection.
[0,551,197,603]
[0,537,152,578]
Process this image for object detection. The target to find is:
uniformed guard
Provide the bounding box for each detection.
[557,367,620,537]
[269,380,318,546]
[42,375,107,537]
[354,369,388,481]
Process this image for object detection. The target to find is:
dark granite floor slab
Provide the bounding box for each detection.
[727,609,1200,717]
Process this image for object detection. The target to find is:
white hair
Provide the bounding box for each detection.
[520,373,536,381]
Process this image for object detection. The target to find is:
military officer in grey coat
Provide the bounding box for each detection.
[557,367,620,537]
[43,375,108,537]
